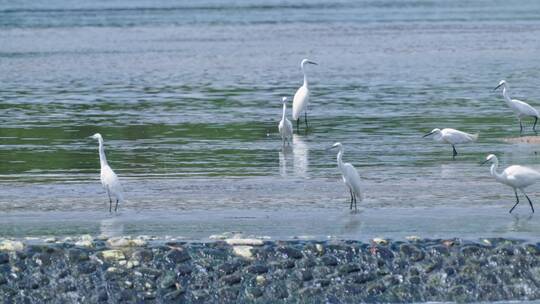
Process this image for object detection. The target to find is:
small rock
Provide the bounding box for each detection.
[218,262,240,276]
[322,255,338,266]
[102,250,125,261]
[247,287,263,298]
[247,264,268,274]
[0,240,24,251]
[176,264,193,276]
[108,237,147,247]
[295,269,313,281]
[221,273,241,286]
[225,238,264,246]
[315,244,325,255]
[159,272,176,289]
[164,289,184,300]
[75,240,94,248]
[255,275,266,285]
[399,244,425,262]
[165,249,191,264]
[44,237,57,243]
[0,253,9,264]
[233,246,253,260]
[338,263,361,274]
[278,246,303,259]
[132,249,153,263]
[406,235,421,242]
[372,238,388,245]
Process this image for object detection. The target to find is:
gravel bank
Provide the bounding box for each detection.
[1,236,539,303]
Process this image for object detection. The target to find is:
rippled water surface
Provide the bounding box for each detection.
[2,0,540,240]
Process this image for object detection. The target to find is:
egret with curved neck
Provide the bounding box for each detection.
[494,80,539,133]
[423,128,478,159]
[292,58,317,132]
[278,97,293,146]
[91,133,123,213]
[330,142,362,211]
[482,154,540,213]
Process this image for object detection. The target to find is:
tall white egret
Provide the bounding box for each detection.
[292,58,317,131]
[494,80,539,133]
[90,133,123,213]
[482,154,540,213]
[330,142,362,211]
[423,128,478,159]
[278,97,293,146]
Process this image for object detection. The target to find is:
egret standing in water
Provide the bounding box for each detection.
[90,133,123,213]
[278,97,293,146]
[482,154,540,213]
[494,80,539,133]
[423,128,478,159]
[330,142,362,211]
[292,58,317,131]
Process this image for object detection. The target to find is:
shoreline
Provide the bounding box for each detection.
[1,236,539,303]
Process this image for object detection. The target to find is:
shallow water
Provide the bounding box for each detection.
[2,0,540,240]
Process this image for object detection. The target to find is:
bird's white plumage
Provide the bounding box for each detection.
[101,165,123,201]
[292,85,309,120]
[91,133,123,212]
[497,164,540,188]
[509,99,539,118]
[292,58,316,121]
[332,142,362,206]
[424,128,478,158]
[433,128,478,145]
[496,80,539,119]
[341,162,362,199]
[278,97,293,145]
[484,154,540,213]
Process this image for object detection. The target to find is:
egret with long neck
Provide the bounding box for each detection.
[330,142,362,211]
[292,58,317,132]
[278,97,293,146]
[423,128,478,159]
[482,154,540,213]
[91,133,123,213]
[494,80,539,133]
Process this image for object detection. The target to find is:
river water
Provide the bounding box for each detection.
[2,0,540,241]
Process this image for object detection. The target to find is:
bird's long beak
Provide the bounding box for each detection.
[423,131,435,138]
[307,60,318,65]
[480,159,490,166]
[493,83,503,91]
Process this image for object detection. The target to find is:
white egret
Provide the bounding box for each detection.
[90,133,123,213]
[292,58,317,131]
[423,128,478,159]
[482,154,540,213]
[494,80,539,133]
[330,142,362,211]
[278,97,293,146]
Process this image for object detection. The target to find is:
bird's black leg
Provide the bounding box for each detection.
[296,118,300,132]
[534,117,538,132]
[354,194,357,211]
[349,188,353,210]
[452,145,457,160]
[115,199,119,212]
[509,189,520,213]
[521,190,535,213]
[107,189,112,213]
[519,119,523,134]
[304,111,309,129]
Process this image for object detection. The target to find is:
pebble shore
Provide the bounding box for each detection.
[1,236,539,303]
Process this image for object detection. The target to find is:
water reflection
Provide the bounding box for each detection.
[278,145,293,177]
[341,212,362,236]
[508,213,534,232]
[292,134,309,178]
[99,217,124,238]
